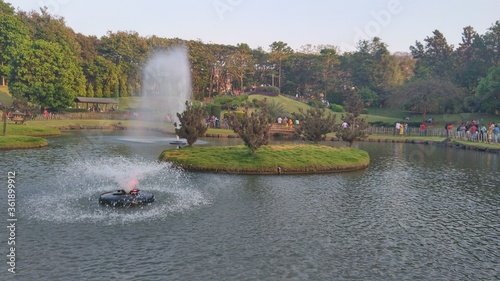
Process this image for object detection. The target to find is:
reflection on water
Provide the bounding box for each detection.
[0,131,498,280]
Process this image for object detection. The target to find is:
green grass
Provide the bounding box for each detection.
[116,96,142,111]
[452,139,500,149]
[0,135,47,149]
[6,122,61,136]
[159,144,370,174]
[250,94,314,115]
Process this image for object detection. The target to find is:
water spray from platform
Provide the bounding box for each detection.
[141,46,192,125]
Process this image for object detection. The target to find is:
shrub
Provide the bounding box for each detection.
[330,104,344,112]
[205,104,222,118]
[228,101,271,153]
[307,100,324,108]
[253,86,280,96]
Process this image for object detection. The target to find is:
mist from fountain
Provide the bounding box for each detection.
[141,46,192,124]
[122,46,192,145]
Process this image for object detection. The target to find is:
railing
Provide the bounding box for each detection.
[365,127,449,137]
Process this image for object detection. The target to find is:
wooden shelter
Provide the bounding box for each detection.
[74,97,118,112]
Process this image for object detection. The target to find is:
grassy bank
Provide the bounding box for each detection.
[6,122,61,136]
[159,144,370,174]
[0,135,47,149]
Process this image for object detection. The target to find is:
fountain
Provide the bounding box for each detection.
[100,46,193,206]
[141,46,192,146]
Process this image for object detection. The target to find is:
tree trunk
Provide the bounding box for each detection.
[2,112,7,136]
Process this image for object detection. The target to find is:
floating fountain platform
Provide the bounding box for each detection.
[99,189,154,207]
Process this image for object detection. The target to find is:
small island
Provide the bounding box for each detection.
[159,144,370,175]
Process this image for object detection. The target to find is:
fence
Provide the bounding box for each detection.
[365,126,449,137]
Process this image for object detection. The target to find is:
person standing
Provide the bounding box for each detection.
[395,122,401,136]
[493,125,499,144]
[447,123,453,138]
[487,123,495,144]
[419,123,426,136]
[399,123,404,136]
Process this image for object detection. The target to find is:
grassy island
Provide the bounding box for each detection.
[159,144,370,175]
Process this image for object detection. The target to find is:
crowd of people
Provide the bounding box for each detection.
[393,119,500,144]
[449,120,500,144]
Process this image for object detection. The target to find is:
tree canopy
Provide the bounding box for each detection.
[0,1,499,116]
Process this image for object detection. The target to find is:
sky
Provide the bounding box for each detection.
[5,0,500,53]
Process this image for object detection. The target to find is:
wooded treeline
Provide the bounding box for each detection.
[0,1,499,114]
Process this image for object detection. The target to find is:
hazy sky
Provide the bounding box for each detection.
[6,0,500,53]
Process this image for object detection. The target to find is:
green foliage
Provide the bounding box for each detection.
[343,92,365,117]
[336,93,368,146]
[336,114,368,147]
[213,95,249,110]
[475,66,500,114]
[205,103,222,118]
[224,110,244,119]
[294,106,336,143]
[175,101,208,146]
[9,39,85,108]
[389,79,464,121]
[228,100,271,153]
[266,100,288,120]
[254,86,280,95]
[1,5,499,116]
[357,86,379,107]
[307,100,323,108]
[330,103,344,112]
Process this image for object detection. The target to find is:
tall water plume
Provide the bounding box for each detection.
[140,46,192,123]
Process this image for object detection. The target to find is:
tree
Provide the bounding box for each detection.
[9,39,86,108]
[269,41,293,90]
[319,48,340,98]
[227,43,254,92]
[228,100,271,153]
[175,101,208,146]
[282,52,320,97]
[0,2,30,86]
[251,47,273,87]
[390,79,464,121]
[475,66,500,114]
[294,106,336,143]
[336,93,368,147]
[410,30,455,79]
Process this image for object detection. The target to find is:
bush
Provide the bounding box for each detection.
[253,86,280,96]
[205,104,222,118]
[330,104,344,112]
[224,110,244,119]
[307,100,324,108]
